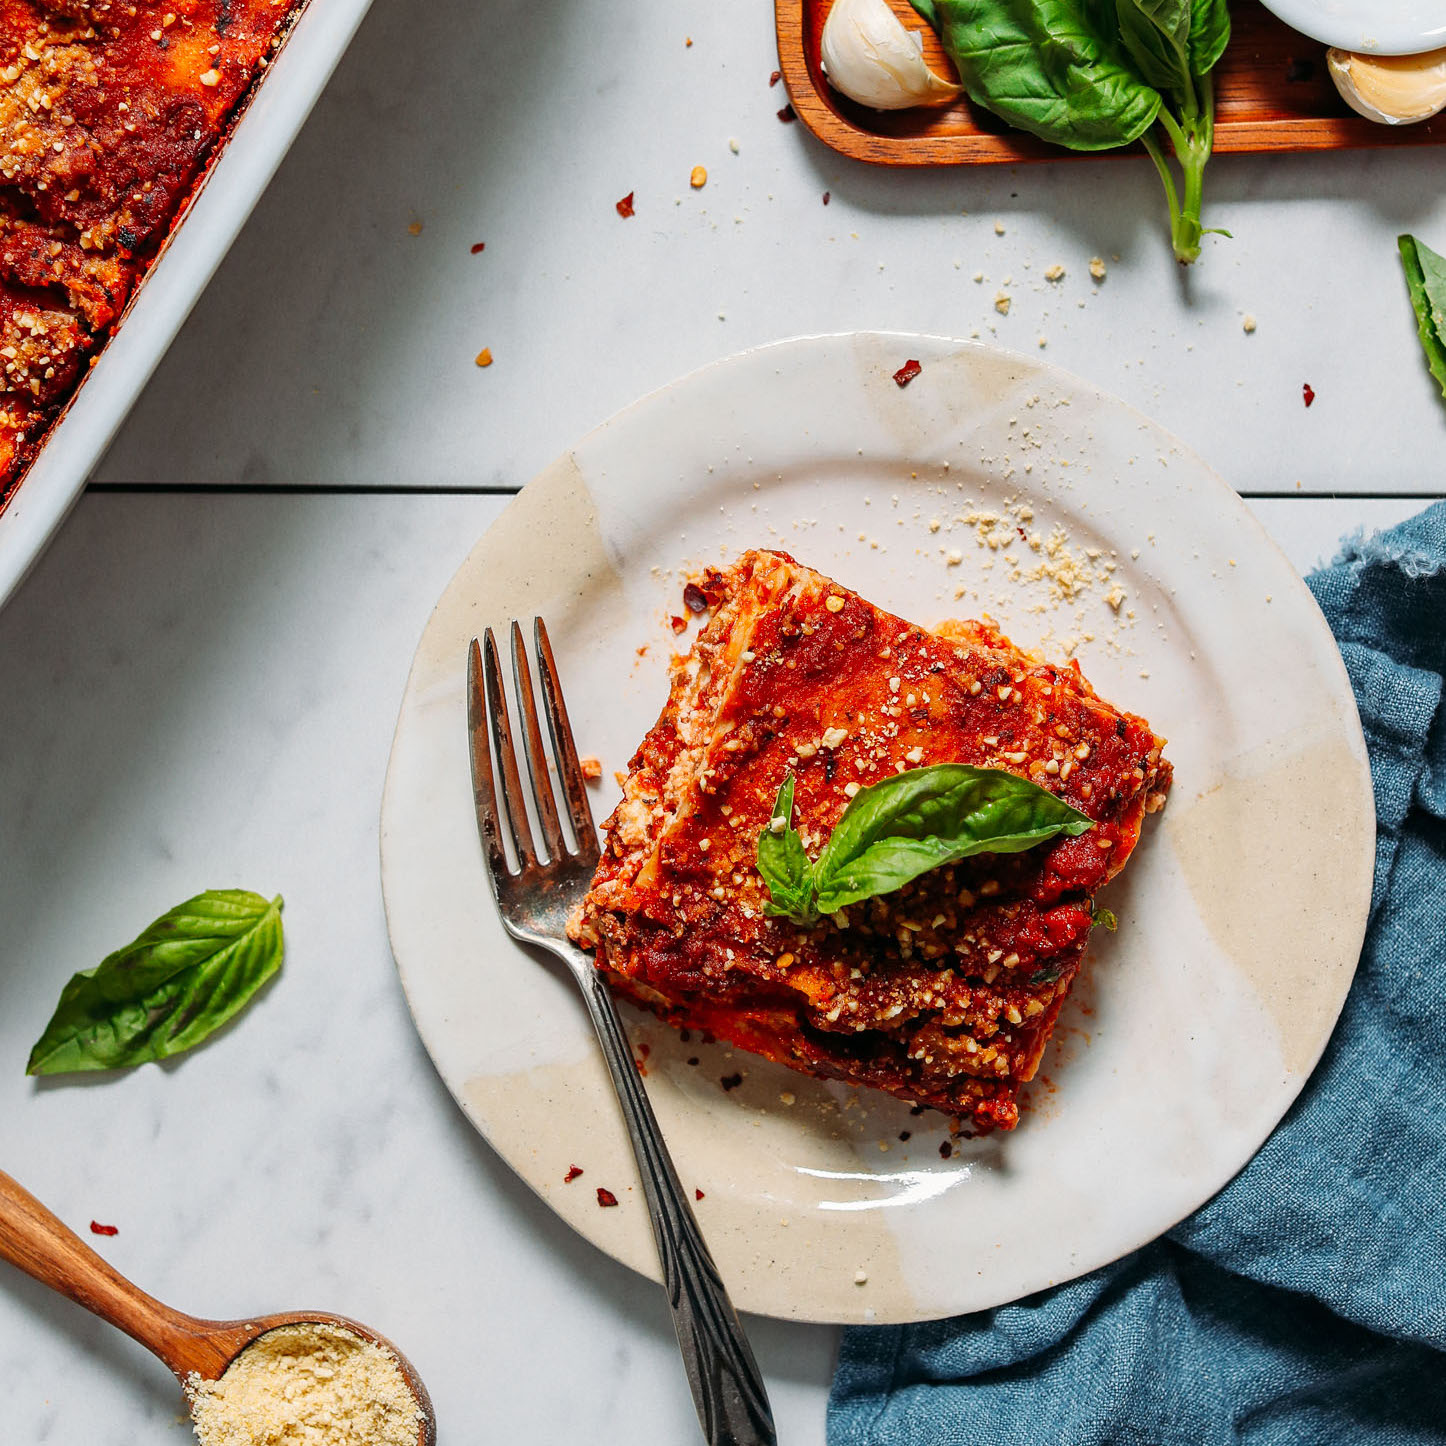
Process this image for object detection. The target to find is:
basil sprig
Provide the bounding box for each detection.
[26,890,284,1076]
[1399,234,1446,400]
[756,764,1094,927]
[911,0,1231,263]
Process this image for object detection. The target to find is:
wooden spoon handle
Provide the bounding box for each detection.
[0,1168,234,1379]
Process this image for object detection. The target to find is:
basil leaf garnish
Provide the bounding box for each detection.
[26,891,284,1076]
[1091,904,1118,931]
[756,764,1094,927]
[757,774,819,924]
[1399,234,1446,399]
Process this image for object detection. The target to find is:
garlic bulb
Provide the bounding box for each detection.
[820,0,962,111]
[1328,46,1446,126]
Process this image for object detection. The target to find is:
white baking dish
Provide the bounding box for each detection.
[0,0,376,610]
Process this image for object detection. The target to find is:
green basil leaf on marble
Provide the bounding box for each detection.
[27,891,284,1076]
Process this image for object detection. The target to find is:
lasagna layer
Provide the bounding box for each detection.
[571,549,1171,1132]
[0,0,302,507]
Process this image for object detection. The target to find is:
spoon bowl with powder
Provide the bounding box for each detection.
[0,1169,436,1446]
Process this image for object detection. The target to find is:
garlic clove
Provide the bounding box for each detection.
[820,0,962,111]
[1328,46,1446,126]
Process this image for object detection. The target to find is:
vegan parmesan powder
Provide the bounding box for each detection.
[187,1322,423,1446]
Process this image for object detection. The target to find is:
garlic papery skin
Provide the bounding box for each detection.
[820,0,962,111]
[1328,46,1446,126]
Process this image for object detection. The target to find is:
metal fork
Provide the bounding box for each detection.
[466,621,777,1446]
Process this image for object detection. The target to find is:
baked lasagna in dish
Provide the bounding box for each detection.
[570,549,1171,1132]
[0,0,303,505]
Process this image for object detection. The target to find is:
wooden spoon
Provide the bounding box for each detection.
[0,1168,436,1445]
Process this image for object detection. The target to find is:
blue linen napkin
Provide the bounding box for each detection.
[829,501,1446,1446]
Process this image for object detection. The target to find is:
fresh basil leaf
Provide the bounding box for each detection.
[1399,234,1446,399]
[756,776,817,924]
[1187,0,1231,77]
[913,0,1228,262]
[1115,0,1192,94]
[1091,904,1118,930]
[26,891,284,1076]
[1030,963,1065,986]
[812,764,1094,915]
[910,0,1162,152]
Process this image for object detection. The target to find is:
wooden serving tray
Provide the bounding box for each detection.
[777,0,1446,164]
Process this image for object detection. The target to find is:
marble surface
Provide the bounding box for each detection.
[0,0,1443,1440]
[95,0,1446,497]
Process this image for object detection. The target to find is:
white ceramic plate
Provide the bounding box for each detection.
[1258,0,1446,55]
[380,333,1373,1325]
[0,0,376,611]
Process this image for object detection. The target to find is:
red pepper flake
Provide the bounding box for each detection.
[669,615,687,634]
[616,192,635,219]
[769,70,782,86]
[893,359,923,388]
[89,1221,118,1236]
[898,1131,911,1141]
[470,242,486,254]
[938,1140,953,1159]
[635,1056,648,1075]
[822,191,831,205]
[777,104,796,123]
[1302,383,1316,408]
[682,581,708,613]
[720,1072,743,1092]
[909,1103,926,1116]
[695,1189,706,1201]
[564,1165,584,1183]
[596,1187,619,1207]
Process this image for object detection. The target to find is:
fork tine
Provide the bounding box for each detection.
[466,638,512,884]
[482,627,537,869]
[510,620,567,865]
[533,617,598,854]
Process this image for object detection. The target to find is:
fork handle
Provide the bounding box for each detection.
[575,960,777,1446]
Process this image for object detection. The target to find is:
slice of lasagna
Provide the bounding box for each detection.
[570,549,1171,1132]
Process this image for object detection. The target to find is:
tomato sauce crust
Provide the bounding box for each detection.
[570,549,1171,1132]
[0,0,302,504]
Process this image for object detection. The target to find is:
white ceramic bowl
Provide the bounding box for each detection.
[1259,0,1446,55]
[0,0,376,612]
